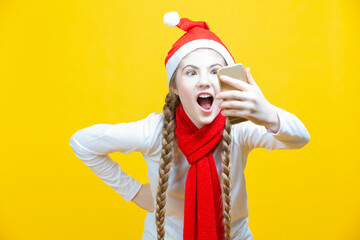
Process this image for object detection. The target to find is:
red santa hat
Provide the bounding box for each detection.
[163,11,236,84]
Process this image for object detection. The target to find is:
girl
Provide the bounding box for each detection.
[69,12,310,240]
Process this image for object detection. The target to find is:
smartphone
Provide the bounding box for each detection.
[217,63,248,125]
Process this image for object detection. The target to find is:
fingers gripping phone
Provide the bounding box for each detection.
[217,63,249,125]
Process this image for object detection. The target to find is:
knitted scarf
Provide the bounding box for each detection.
[175,104,226,240]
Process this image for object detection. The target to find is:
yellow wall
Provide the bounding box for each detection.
[1,0,359,239]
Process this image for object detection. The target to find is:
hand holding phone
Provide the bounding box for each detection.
[217,63,249,125]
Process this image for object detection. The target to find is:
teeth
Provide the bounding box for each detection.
[198,94,212,98]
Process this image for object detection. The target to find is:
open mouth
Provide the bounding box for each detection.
[197,94,214,111]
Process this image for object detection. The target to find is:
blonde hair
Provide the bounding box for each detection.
[155,49,232,240]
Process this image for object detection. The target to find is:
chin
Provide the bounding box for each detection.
[182,100,221,128]
[199,112,217,121]
[196,107,221,125]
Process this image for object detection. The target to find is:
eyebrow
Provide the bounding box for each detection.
[182,63,223,71]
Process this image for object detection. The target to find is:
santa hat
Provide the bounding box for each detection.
[163,11,236,85]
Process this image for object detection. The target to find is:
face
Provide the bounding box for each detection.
[173,48,227,129]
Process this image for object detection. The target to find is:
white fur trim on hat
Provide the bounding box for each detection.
[163,12,180,27]
[165,39,235,84]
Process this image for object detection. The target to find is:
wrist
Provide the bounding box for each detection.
[131,184,143,202]
[265,105,280,133]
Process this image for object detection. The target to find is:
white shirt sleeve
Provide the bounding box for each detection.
[238,105,310,151]
[69,112,162,202]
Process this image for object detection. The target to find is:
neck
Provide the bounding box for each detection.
[182,106,204,129]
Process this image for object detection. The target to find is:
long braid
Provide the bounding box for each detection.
[221,118,232,240]
[155,88,180,240]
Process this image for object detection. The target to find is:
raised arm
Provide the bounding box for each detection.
[69,112,162,204]
[238,105,310,151]
[216,68,310,152]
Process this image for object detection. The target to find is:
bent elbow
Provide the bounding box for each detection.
[305,131,310,143]
[301,129,311,148]
[292,131,310,149]
[69,132,92,159]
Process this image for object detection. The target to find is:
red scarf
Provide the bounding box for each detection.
[175,104,226,240]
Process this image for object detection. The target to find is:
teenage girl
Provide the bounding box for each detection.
[69,12,310,240]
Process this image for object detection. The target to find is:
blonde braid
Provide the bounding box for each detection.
[155,86,180,240]
[221,118,232,240]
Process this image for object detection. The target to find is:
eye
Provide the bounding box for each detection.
[186,70,196,76]
[211,69,218,74]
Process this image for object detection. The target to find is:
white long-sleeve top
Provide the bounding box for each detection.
[69,105,310,240]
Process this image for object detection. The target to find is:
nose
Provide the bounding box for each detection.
[197,72,211,88]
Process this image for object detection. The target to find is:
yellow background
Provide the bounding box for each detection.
[1,0,359,239]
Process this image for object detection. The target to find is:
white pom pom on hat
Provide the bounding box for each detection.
[163,12,180,27]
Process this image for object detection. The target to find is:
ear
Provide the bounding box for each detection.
[170,85,179,95]
[169,71,179,95]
